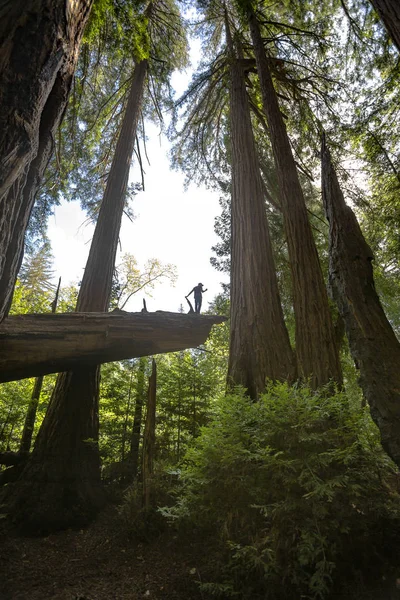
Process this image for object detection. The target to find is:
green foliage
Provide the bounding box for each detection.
[38,0,188,225]
[0,376,55,453]
[99,359,144,467]
[0,247,73,455]
[118,469,172,538]
[0,380,34,452]
[155,347,226,463]
[165,384,400,599]
[10,242,55,314]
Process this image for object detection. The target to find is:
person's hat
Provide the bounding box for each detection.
[198,282,203,286]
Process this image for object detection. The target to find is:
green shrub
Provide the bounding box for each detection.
[163,383,400,599]
[118,465,177,540]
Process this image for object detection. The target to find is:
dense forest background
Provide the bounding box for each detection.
[1,0,400,598]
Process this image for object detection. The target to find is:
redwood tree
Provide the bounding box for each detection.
[9,57,148,532]
[142,359,157,509]
[8,0,188,532]
[322,136,400,468]
[0,0,92,322]
[369,0,400,51]
[128,357,147,481]
[226,12,296,398]
[246,4,342,389]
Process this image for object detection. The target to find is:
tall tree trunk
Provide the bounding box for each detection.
[0,404,14,447]
[121,362,136,463]
[226,14,296,398]
[247,8,342,389]
[8,60,148,534]
[142,359,157,510]
[0,0,92,323]
[19,278,61,454]
[128,357,146,482]
[176,366,182,461]
[18,376,44,455]
[321,136,400,468]
[369,0,400,51]
[75,59,148,312]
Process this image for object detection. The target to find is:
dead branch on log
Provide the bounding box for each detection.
[185,297,195,313]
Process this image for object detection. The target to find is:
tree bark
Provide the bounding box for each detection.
[120,363,135,463]
[142,359,157,509]
[247,8,342,389]
[128,357,146,482]
[8,367,103,533]
[226,13,296,399]
[18,375,44,454]
[75,60,148,313]
[0,0,92,322]
[369,0,400,51]
[0,311,225,383]
[321,135,400,468]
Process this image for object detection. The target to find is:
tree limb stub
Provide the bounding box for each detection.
[0,311,227,383]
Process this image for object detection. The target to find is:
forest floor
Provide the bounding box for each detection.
[0,505,207,600]
[2,500,400,600]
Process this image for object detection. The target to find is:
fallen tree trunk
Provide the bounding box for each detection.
[321,135,400,468]
[0,310,226,383]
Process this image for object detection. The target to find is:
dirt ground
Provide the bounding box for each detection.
[0,507,207,600]
[2,503,400,600]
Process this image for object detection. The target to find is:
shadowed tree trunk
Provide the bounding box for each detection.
[247,6,341,389]
[369,0,400,51]
[120,363,135,464]
[226,13,296,399]
[128,357,147,482]
[142,359,157,509]
[0,0,92,322]
[321,136,400,468]
[8,59,149,533]
[18,376,44,455]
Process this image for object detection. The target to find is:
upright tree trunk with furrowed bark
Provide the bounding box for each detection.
[321,136,400,468]
[142,359,157,509]
[247,6,341,389]
[369,0,400,51]
[0,0,92,323]
[226,13,296,399]
[19,278,61,455]
[128,357,147,482]
[9,60,148,533]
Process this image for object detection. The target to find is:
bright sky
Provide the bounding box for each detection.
[47,53,229,313]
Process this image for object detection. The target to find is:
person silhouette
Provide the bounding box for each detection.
[186,283,208,314]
